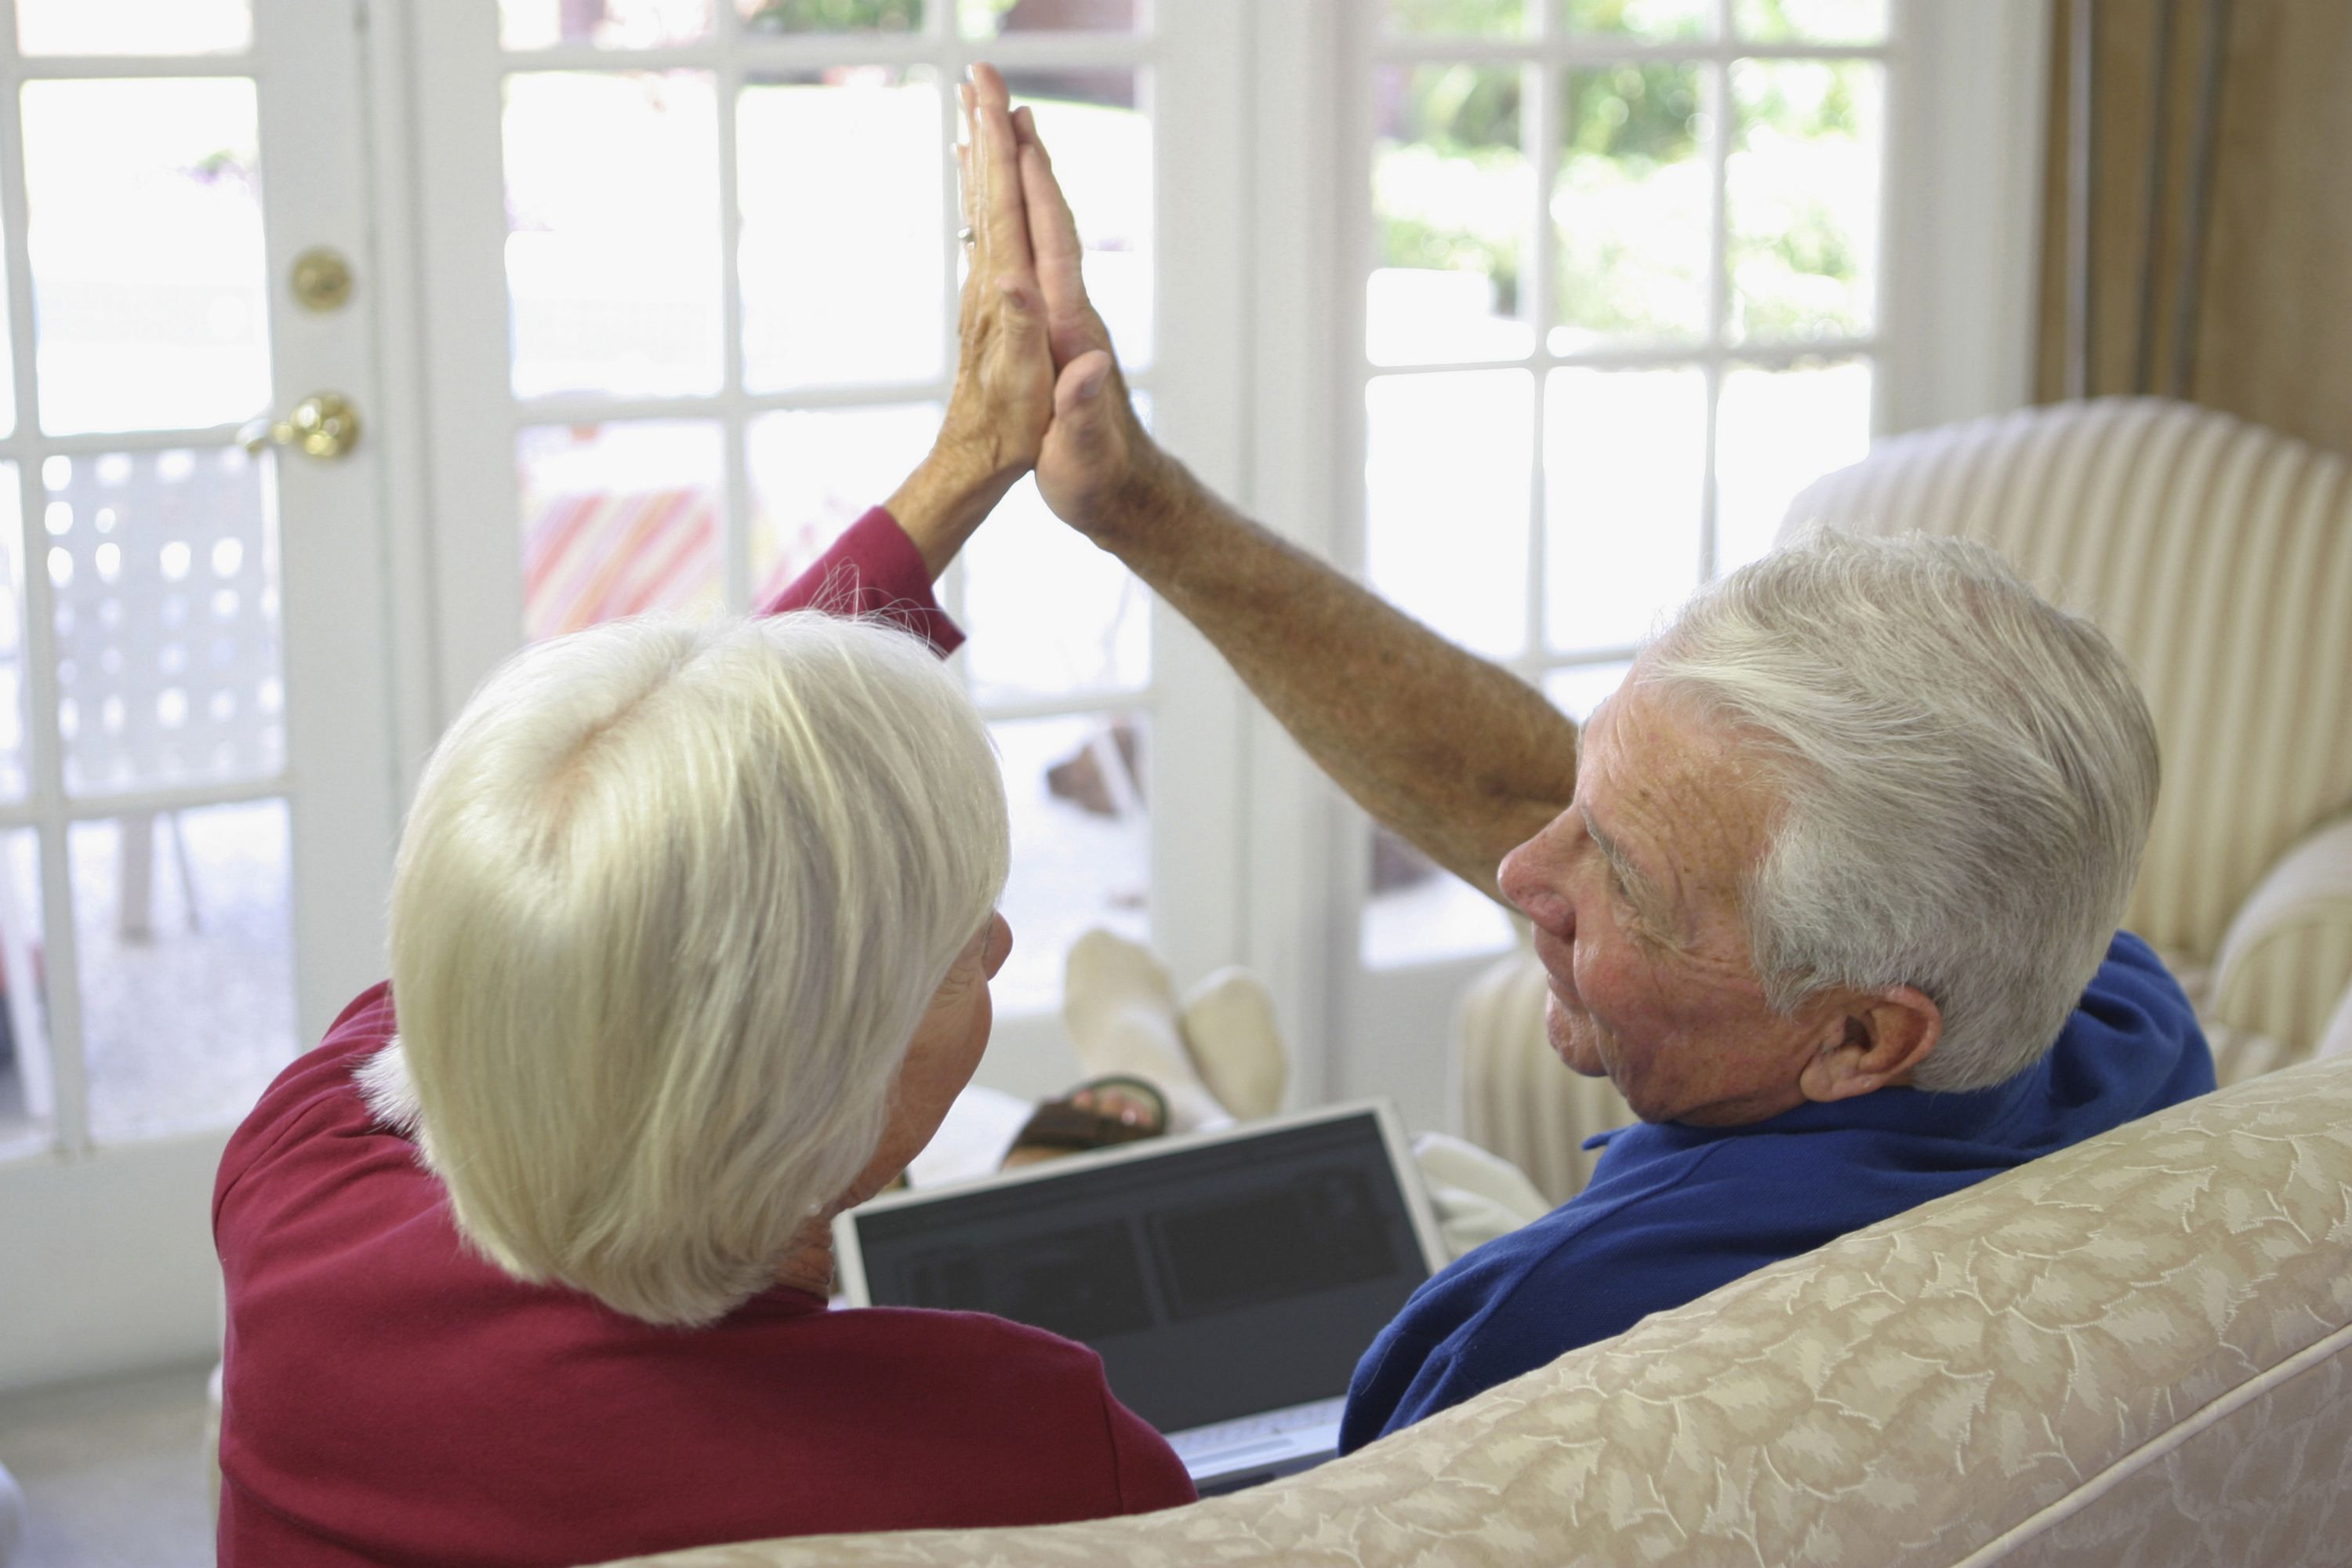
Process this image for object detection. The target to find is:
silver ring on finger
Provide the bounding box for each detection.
[957,226,976,245]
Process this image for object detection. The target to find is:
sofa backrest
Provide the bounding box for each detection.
[600,1052,2352,1568]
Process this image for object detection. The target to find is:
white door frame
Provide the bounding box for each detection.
[0,0,402,1394]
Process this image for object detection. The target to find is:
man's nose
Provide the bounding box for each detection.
[1498,821,1574,934]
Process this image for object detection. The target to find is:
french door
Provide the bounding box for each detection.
[406,0,1252,1099]
[0,0,399,1391]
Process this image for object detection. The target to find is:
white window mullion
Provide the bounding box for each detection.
[0,8,92,1158]
[1521,53,1558,688]
[1700,0,1736,583]
[714,8,752,615]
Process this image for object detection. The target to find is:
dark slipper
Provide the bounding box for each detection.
[1008,1074,1169,1156]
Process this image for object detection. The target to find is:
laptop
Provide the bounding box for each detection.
[833,1099,1447,1493]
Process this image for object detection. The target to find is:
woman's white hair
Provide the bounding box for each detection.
[378,612,1007,1327]
[1638,530,2159,1093]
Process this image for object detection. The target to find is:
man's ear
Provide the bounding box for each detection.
[1797,985,1943,1104]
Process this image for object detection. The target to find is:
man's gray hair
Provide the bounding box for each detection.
[1639,530,2159,1092]
[385,612,1008,1327]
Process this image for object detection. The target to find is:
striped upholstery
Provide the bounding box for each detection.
[1457,398,2352,1203]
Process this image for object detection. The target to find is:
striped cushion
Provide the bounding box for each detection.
[1786,398,2352,1058]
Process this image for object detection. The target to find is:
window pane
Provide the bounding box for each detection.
[1005,70,1152,371]
[742,0,922,32]
[77,798,296,1143]
[1385,0,1526,34]
[0,829,50,1160]
[503,0,713,47]
[17,0,250,55]
[992,712,1149,1015]
[0,470,27,801]
[1544,659,1632,721]
[1552,64,1709,350]
[962,477,1149,703]
[1544,367,1704,653]
[1726,60,1882,344]
[1732,0,1887,44]
[1366,371,1532,662]
[24,79,270,436]
[963,0,1135,37]
[518,422,724,640]
[748,403,938,603]
[1361,824,1512,970]
[1715,358,1871,570]
[1562,0,1708,39]
[49,448,285,798]
[739,67,944,393]
[505,71,722,400]
[1370,66,1532,366]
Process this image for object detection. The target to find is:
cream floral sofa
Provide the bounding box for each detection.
[597,1051,2352,1568]
[1458,397,2352,1203]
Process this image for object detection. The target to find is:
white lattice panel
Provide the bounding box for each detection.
[45,447,285,797]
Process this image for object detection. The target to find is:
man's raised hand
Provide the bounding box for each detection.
[1008,103,1184,547]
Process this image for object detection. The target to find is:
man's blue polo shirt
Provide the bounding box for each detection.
[1341,931,2213,1452]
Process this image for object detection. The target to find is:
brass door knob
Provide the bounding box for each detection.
[241,392,361,460]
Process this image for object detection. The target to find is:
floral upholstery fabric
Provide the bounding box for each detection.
[599,1053,2352,1568]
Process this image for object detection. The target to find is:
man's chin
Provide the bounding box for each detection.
[1544,1000,1610,1079]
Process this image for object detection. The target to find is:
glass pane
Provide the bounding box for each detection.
[24,79,269,437]
[1726,60,1883,344]
[1715,358,1872,570]
[17,0,250,55]
[1563,0,1708,38]
[1544,659,1631,722]
[49,448,285,798]
[963,0,1134,37]
[1361,824,1512,970]
[0,469,27,800]
[1366,371,1532,662]
[1544,367,1704,652]
[1732,0,1887,44]
[0,830,51,1160]
[1370,66,1532,366]
[1553,64,1709,350]
[1005,70,1152,371]
[505,71,722,400]
[963,477,1149,702]
[518,422,724,640]
[739,67,945,393]
[742,0,922,32]
[502,0,713,48]
[76,799,295,1142]
[1385,0,1526,34]
[992,711,1149,1015]
[748,403,938,603]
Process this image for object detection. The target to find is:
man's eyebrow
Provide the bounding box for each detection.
[1578,804,1669,916]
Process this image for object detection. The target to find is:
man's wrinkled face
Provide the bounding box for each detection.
[1497,677,1838,1126]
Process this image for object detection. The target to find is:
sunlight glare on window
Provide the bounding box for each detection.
[1552,64,1709,350]
[1371,65,1532,367]
[1715,358,1872,569]
[1726,60,1883,344]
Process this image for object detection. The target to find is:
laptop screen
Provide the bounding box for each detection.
[846,1109,1435,1435]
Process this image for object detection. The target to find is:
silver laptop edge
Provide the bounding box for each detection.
[831,1096,1449,1307]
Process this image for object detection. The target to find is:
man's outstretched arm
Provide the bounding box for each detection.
[1012,135,1576,898]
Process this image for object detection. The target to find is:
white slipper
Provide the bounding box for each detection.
[1178,967,1288,1122]
[1061,928,1227,1134]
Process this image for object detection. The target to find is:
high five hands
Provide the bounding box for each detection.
[897,64,1178,569]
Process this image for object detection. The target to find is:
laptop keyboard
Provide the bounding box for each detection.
[1166,1396,1348,1461]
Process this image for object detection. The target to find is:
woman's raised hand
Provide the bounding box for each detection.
[884,64,1054,577]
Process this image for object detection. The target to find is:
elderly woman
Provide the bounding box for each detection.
[212,69,1193,1566]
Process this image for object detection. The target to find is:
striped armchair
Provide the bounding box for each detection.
[1457,397,2352,1203]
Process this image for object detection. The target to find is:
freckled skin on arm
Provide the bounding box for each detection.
[1097,462,1580,902]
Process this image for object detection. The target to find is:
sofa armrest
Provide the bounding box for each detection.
[2209,812,2352,1066]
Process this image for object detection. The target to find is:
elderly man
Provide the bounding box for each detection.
[996,115,2215,1449]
